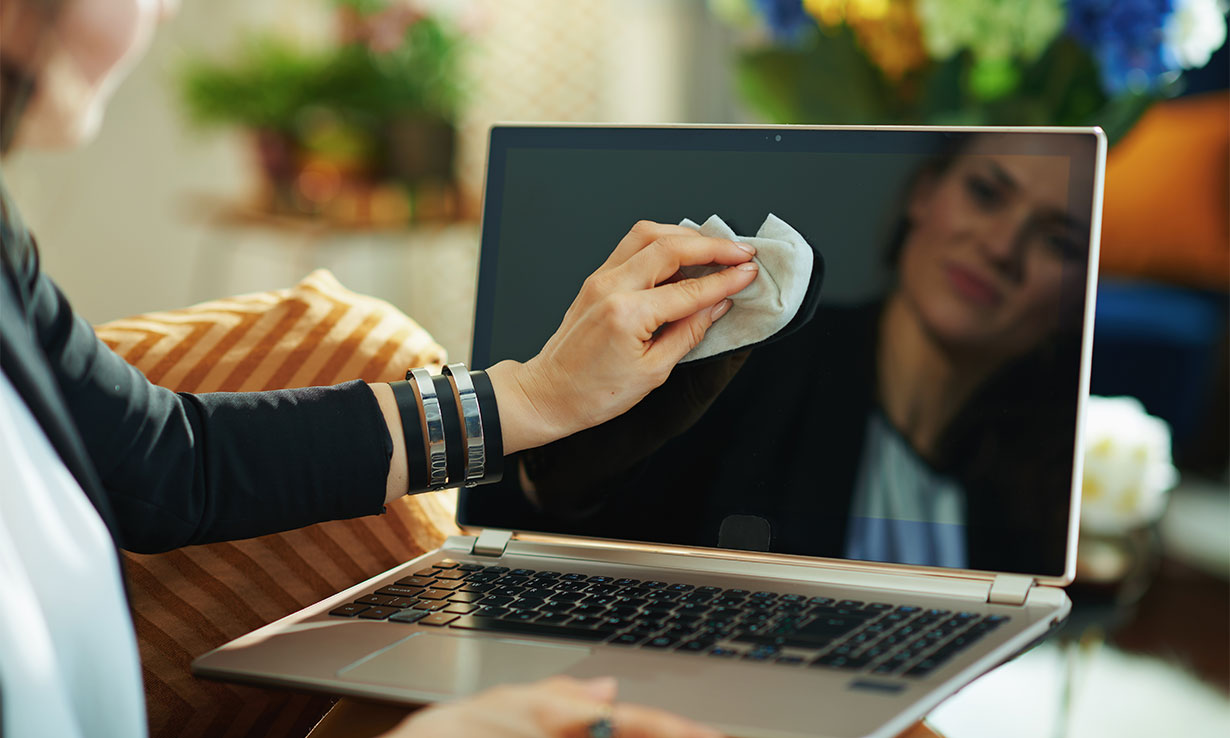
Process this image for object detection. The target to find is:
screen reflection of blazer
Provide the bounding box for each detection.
[0,185,388,555]
[489,302,1073,576]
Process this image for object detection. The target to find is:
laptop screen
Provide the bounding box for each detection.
[460,125,1102,579]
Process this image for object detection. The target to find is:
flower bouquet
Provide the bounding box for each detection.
[1076,395,1178,607]
[712,0,1227,142]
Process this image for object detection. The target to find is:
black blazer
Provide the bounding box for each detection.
[1,181,389,554]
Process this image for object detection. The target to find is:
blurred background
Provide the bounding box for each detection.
[3,1,1228,736]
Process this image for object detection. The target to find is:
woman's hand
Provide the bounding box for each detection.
[488,220,758,453]
[391,675,723,738]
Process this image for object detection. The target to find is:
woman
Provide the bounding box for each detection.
[0,0,752,736]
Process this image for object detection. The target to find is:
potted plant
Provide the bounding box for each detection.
[179,0,468,226]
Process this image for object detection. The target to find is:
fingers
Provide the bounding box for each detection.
[539,675,618,703]
[604,221,704,268]
[615,234,756,289]
[650,298,731,365]
[609,703,725,738]
[646,259,758,329]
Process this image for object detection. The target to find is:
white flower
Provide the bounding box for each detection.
[1079,396,1179,535]
[917,0,1064,62]
[1164,0,1229,69]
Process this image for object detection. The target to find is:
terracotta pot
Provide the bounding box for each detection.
[385,114,456,184]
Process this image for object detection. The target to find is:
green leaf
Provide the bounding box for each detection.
[735,27,892,124]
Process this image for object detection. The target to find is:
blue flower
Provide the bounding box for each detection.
[753,0,816,43]
[1066,0,1179,94]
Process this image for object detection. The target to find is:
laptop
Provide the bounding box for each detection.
[194,124,1105,738]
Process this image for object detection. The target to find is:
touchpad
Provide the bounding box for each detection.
[339,633,591,696]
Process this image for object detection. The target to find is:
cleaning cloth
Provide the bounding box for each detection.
[677,214,823,363]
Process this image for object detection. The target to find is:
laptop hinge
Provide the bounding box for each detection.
[471,529,513,557]
[987,574,1034,606]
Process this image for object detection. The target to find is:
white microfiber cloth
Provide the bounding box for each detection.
[678,214,815,363]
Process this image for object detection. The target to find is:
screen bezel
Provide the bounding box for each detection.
[464,123,1106,587]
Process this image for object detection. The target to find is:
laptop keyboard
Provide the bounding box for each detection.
[328,559,1010,678]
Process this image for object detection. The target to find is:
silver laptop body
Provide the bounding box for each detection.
[194,124,1106,738]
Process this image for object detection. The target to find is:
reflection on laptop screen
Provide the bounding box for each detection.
[460,126,1101,579]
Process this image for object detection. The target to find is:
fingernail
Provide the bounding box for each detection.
[736,261,758,272]
[734,240,756,255]
[711,299,732,320]
[581,676,618,700]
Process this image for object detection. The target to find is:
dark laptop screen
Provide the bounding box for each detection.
[460,126,1101,578]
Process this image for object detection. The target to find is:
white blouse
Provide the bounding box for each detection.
[0,372,146,738]
[845,411,969,570]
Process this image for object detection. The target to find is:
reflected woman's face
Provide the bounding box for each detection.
[898,143,1088,360]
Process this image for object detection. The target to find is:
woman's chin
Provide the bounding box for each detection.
[16,100,105,150]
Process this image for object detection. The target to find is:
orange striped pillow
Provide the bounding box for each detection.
[95,269,461,738]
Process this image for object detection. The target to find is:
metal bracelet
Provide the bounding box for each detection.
[443,363,485,486]
[409,368,448,488]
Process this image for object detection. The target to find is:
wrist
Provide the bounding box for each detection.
[485,359,566,453]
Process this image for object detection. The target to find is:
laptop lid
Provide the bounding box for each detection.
[460,124,1104,586]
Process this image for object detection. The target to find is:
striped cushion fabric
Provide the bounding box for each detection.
[95,270,461,738]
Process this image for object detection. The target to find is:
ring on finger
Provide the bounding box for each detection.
[585,703,616,738]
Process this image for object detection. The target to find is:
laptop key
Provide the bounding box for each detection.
[444,603,480,615]
[449,616,611,642]
[420,613,459,626]
[676,638,715,653]
[609,633,644,646]
[413,601,450,612]
[433,559,460,569]
[329,604,367,617]
[643,635,679,649]
[355,594,402,607]
[571,605,610,617]
[396,576,435,588]
[357,607,399,620]
[389,609,429,624]
[502,610,539,622]
[535,612,572,625]
[418,589,455,601]
[377,586,425,599]
[744,646,780,661]
[457,563,486,572]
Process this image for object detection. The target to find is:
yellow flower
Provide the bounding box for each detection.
[804,0,928,81]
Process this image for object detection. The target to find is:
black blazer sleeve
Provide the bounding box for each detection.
[3,223,390,554]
